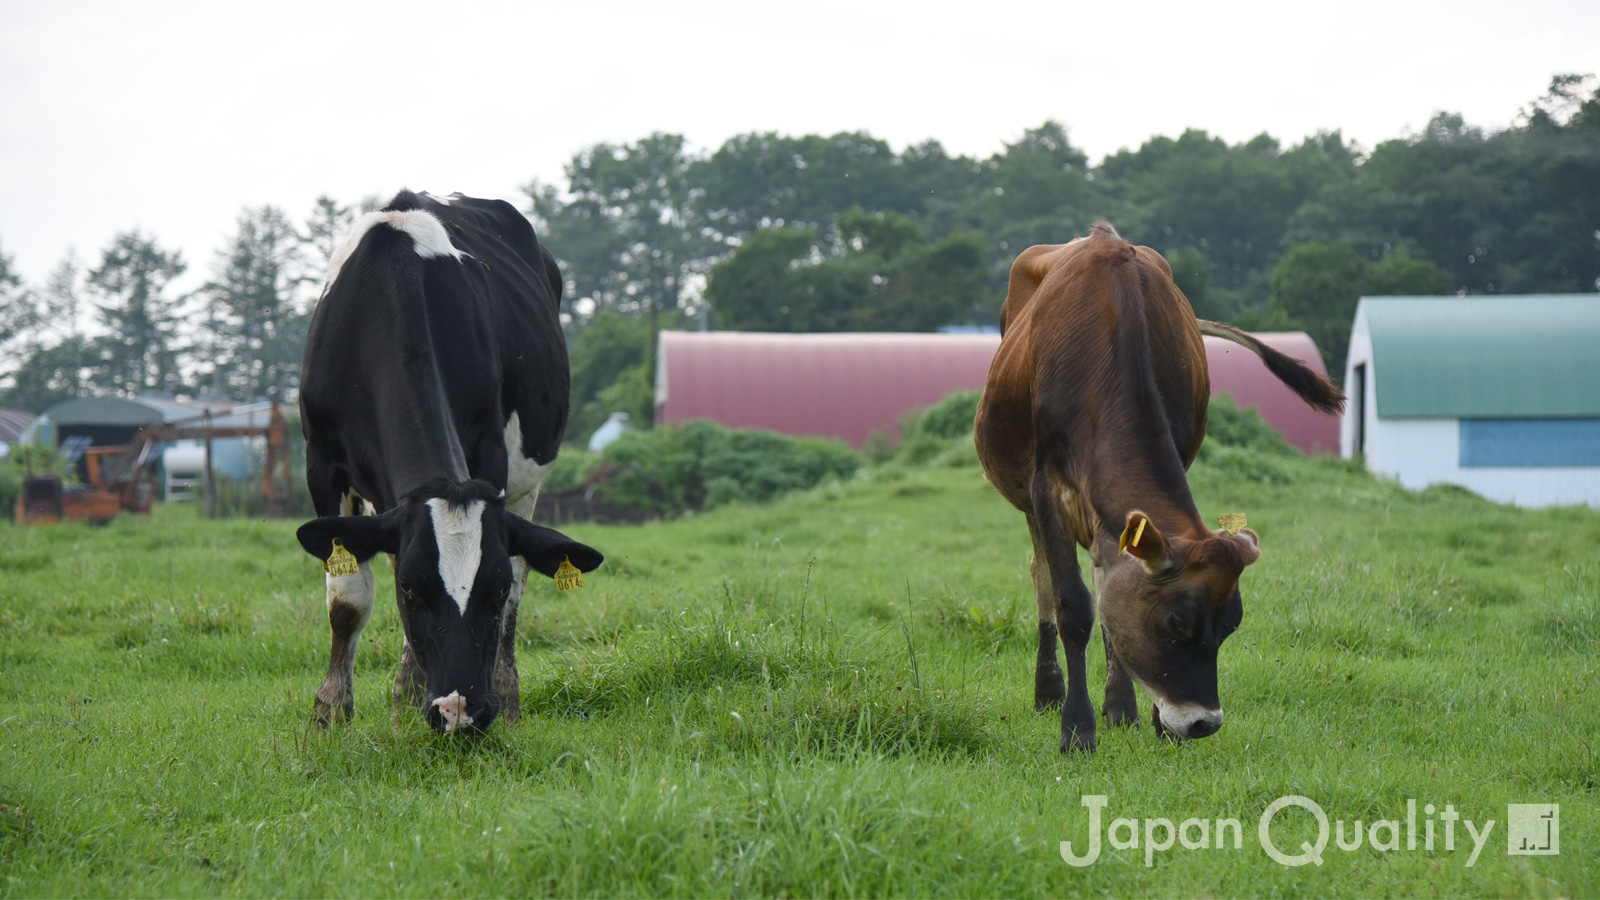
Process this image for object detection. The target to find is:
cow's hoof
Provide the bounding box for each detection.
[1103,699,1140,727]
[1035,678,1066,713]
[312,697,352,728]
[1060,729,1098,754]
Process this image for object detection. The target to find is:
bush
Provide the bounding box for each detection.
[543,448,600,494]
[0,443,78,517]
[597,419,860,517]
[869,390,982,467]
[910,390,982,440]
[1202,394,1296,456]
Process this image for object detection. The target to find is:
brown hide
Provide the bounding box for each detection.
[975,222,1342,750]
[979,226,1212,539]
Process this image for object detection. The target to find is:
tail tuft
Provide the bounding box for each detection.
[1198,320,1346,416]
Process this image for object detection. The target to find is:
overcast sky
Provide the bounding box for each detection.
[1,0,1595,294]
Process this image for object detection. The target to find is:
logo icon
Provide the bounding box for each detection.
[1507,804,1559,856]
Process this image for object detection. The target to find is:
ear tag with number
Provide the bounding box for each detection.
[324,538,360,577]
[554,556,584,592]
[1218,513,1248,535]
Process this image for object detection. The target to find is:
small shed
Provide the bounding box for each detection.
[657,330,1338,451]
[24,396,275,484]
[1341,295,1600,508]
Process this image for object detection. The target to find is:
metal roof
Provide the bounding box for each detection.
[35,396,281,429]
[1359,295,1600,418]
[0,408,35,443]
[657,330,1339,452]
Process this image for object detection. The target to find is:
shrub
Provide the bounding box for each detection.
[873,390,982,467]
[909,390,982,441]
[1202,394,1296,455]
[597,419,860,516]
[0,443,78,517]
[543,448,599,494]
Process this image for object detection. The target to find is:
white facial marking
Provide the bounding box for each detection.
[503,411,555,519]
[325,207,465,289]
[432,691,473,733]
[426,498,485,615]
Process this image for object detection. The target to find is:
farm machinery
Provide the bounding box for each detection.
[14,403,294,525]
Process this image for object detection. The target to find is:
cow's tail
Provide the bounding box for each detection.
[1197,320,1346,416]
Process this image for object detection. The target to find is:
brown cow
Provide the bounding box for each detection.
[974,222,1343,753]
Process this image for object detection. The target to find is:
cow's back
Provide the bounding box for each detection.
[976,226,1210,522]
[300,191,568,508]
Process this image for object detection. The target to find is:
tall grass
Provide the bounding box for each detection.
[0,443,1595,897]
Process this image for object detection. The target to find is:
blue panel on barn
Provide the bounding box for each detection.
[1459,418,1600,467]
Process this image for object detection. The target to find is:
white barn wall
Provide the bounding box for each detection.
[1369,417,1600,508]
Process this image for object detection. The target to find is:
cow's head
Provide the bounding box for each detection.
[296,480,602,734]
[1098,510,1256,741]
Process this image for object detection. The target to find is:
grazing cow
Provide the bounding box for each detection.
[295,190,602,734]
[974,223,1343,752]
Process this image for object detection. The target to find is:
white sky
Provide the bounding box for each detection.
[1,0,1595,296]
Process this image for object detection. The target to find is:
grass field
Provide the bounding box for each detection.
[1,443,1596,897]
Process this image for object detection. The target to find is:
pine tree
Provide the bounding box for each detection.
[205,206,309,402]
[87,230,188,396]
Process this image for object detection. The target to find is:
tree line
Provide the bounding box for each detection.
[0,196,374,415]
[2,75,1595,444]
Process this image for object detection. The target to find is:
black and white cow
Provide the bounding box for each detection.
[295,189,602,734]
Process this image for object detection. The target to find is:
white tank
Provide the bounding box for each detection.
[163,442,207,501]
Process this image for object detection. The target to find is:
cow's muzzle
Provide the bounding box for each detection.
[428,691,496,734]
[1152,702,1223,741]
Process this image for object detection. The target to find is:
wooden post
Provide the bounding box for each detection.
[203,409,216,519]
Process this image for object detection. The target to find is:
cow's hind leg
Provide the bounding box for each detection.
[1030,472,1097,753]
[1093,561,1140,727]
[1029,515,1065,712]
[393,640,425,709]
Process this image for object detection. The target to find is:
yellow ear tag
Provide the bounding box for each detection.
[554,556,584,592]
[324,538,360,577]
[1218,513,1248,535]
[1118,518,1148,556]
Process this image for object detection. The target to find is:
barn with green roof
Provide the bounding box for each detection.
[1341,295,1600,508]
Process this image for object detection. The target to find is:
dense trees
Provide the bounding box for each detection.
[88,231,189,397]
[0,75,1594,429]
[0,200,333,411]
[202,206,309,403]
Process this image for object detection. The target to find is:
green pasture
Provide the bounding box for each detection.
[0,445,1596,897]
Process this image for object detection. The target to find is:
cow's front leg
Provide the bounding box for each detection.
[1094,559,1139,726]
[493,558,527,724]
[314,559,375,726]
[1030,473,1096,753]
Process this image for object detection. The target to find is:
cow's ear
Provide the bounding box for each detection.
[297,508,403,565]
[1118,510,1171,572]
[504,514,604,578]
[1233,527,1261,566]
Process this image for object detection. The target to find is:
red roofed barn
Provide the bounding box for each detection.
[655,330,1339,453]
